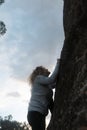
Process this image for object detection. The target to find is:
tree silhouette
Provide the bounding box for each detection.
[0,0,6,36]
[0,0,4,5]
[47,0,87,130]
[0,21,6,36]
[0,115,30,130]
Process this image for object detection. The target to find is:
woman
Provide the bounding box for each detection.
[27,59,60,130]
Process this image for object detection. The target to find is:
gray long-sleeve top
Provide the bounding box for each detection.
[28,61,60,116]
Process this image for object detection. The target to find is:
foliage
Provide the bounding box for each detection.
[0,0,4,5]
[0,115,30,130]
[0,0,6,36]
[0,21,6,36]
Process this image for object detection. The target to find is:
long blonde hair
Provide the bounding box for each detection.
[29,66,50,84]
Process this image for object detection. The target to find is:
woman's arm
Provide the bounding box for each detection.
[35,59,60,85]
[49,82,57,89]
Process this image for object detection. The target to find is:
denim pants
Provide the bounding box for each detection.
[27,111,45,130]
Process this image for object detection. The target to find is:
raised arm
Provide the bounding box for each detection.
[35,59,60,85]
[49,82,57,89]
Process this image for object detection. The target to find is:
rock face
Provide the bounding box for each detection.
[47,0,87,130]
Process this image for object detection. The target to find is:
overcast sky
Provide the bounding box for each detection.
[0,0,64,123]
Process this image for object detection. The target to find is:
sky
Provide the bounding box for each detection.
[0,0,64,124]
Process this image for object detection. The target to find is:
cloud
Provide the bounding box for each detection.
[0,0,64,122]
[0,76,30,122]
[6,91,21,98]
[0,0,64,81]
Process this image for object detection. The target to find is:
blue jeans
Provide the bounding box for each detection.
[27,111,45,130]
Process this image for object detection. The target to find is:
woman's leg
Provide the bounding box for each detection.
[27,111,45,130]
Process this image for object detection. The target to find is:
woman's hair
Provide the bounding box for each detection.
[29,66,50,84]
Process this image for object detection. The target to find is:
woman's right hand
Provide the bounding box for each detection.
[57,58,60,63]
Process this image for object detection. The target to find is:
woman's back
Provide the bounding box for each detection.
[28,77,53,115]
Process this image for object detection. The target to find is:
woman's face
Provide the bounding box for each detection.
[43,69,50,77]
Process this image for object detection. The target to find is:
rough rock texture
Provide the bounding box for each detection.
[47,0,87,130]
